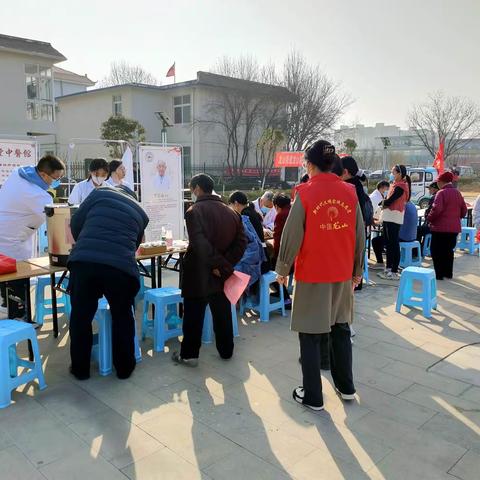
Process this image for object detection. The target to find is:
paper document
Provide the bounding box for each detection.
[224,271,251,305]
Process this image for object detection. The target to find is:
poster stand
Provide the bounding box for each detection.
[0,135,39,186]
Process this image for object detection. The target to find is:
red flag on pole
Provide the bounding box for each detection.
[166,63,175,78]
[432,140,445,174]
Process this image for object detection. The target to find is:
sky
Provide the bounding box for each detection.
[2,0,479,128]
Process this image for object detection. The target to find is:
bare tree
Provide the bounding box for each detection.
[100,61,160,87]
[282,51,352,151]
[408,91,480,163]
[256,128,285,188]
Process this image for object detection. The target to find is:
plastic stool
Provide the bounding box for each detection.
[38,223,48,255]
[395,267,437,318]
[34,275,71,326]
[0,320,46,408]
[202,304,239,344]
[142,287,183,352]
[135,276,147,306]
[399,241,422,268]
[91,298,142,376]
[457,227,477,254]
[363,248,369,284]
[461,218,468,227]
[423,234,432,257]
[240,271,286,322]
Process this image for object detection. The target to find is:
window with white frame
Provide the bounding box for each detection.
[112,95,122,116]
[25,64,54,121]
[174,95,191,124]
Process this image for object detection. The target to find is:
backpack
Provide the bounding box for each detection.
[360,190,374,227]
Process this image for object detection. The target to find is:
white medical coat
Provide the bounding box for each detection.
[68,179,96,205]
[0,169,52,260]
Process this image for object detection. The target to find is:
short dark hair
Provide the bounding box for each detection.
[89,158,109,173]
[305,140,336,172]
[228,190,248,206]
[405,175,412,201]
[108,160,123,175]
[273,192,291,209]
[190,173,214,194]
[376,180,390,190]
[37,154,65,175]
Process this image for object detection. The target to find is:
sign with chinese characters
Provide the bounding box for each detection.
[138,145,184,241]
[273,151,304,168]
[312,198,352,231]
[0,139,37,186]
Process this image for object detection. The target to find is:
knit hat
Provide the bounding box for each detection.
[437,172,454,183]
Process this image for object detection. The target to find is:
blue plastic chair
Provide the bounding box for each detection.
[38,223,48,256]
[461,217,468,227]
[457,227,477,254]
[423,234,432,257]
[141,287,183,352]
[0,320,47,408]
[202,304,239,344]
[35,275,71,326]
[395,267,437,318]
[239,271,286,322]
[91,298,142,376]
[363,248,369,284]
[399,241,422,268]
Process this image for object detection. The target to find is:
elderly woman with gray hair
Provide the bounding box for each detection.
[253,190,277,230]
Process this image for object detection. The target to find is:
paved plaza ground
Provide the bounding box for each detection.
[1,251,479,480]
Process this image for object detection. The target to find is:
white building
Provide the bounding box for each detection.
[56,72,294,182]
[0,33,94,155]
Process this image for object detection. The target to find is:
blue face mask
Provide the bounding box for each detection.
[50,179,61,189]
[389,173,395,182]
[261,206,269,215]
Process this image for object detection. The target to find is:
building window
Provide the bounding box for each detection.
[25,64,54,121]
[174,95,191,124]
[112,95,122,116]
[182,146,192,178]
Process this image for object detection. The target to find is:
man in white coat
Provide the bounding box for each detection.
[0,154,65,318]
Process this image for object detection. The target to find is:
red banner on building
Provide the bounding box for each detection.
[274,151,304,168]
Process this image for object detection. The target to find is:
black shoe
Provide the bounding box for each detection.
[436,276,444,281]
[292,387,324,411]
[69,366,90,381]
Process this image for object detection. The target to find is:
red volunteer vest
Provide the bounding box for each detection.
[295,173,358,283]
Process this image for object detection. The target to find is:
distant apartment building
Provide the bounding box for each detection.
[0,33,94,155]
[55,71,294,181]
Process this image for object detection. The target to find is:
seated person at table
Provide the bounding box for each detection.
[417,182,439,248]
[253,191,277,230]
[68,184,149,380]
[370,181,390,212]
[399,176,418,242]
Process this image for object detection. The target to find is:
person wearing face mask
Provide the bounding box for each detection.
[68,158,109,205]
[107,160,132,189]
[253,191,276,230]
[370,181,390,212]
[0,154,65,319]
[378,164,409,280]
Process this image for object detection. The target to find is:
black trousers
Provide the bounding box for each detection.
[383,221,401,273]
[180,292,233,360]
[372,235,385,264]
[299,323,354,407]
[68,261,139,378]
[431,232,457,280]
[0,280,27,318]
[417,224,431,250]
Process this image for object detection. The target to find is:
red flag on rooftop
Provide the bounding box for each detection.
[432,140,445,174]
[166,63,175,78]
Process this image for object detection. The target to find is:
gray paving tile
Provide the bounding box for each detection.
[68,409,164,469]
[353,363,414,395]
[460,385,480,404]
[0,445,46,480]
[449,450,480,480]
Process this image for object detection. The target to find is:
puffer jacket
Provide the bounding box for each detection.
[427,183,467,233]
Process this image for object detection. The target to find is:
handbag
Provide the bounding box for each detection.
[0,254,17,275]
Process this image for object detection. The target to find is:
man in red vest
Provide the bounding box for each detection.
[276,140,365,411]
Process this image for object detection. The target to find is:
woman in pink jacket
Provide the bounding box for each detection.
[427,171,467,280]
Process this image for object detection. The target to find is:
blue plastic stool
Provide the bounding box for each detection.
[395,267,437,318]
[91,298,142,376]
[141,287,183,352]
[423,234,432,257]
[135,276,147,306]
[461,218,468,227]
[457,227,477,254]
[399,241,422,268]
[363,248,369,284]
[0,320,47,408]
[202,304,239,344]
[240,271,286,322]
[35,275,71,326]
[38,223,48,255]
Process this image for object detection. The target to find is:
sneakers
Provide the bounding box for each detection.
[335,387,356,401]
[171,351,199,367]
[377,270,400,281]
[292,387,324,411]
